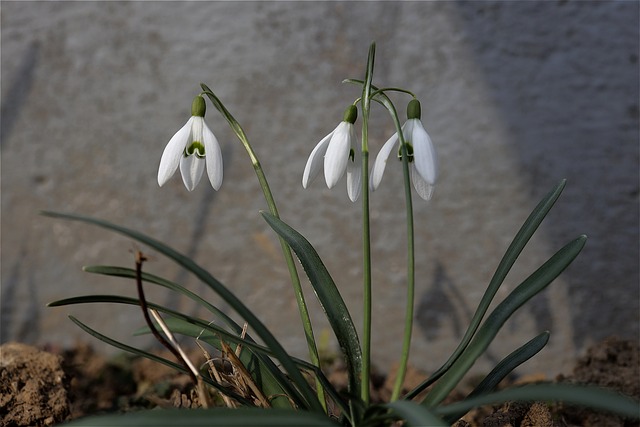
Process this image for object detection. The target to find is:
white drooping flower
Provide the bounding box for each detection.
[158,95,223,191]
[302,105,361,202]
[370,99,438,200]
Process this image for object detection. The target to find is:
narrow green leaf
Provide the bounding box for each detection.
[260,212,363,405]
[443,331,550,423]
[422,235,587,407]
[436,383,639,420]
[51,294,268,357]
[384,401,448,426]
[468,331,550,399]
[64,408,341,426]
[406,179,567,399]
[41,211,323,412]
[83,265,237,327]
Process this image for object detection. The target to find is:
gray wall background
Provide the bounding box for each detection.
[2,1,638,378]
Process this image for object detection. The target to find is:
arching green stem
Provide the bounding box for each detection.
[366,87,418,401]
[200,84,326,411]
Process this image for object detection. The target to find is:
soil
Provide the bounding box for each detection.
[1,337,638,426]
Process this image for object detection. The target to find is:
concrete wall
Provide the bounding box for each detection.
[2,1,638,378]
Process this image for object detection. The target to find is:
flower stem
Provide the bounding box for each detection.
[360,42,376,405]
[391,116,415,401]
[201,86,326,411]
[373,93,416,401]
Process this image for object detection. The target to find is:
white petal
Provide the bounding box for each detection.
[410,119,438,185]
[302,131,333,188]
[179,154,205,191]
[346,126,361,202]
[324,122,352,189]
[158,117,194,187]
[410,163,435,200]
[202,121,223,190]
[369,129,400,191]
[401,119,414,144]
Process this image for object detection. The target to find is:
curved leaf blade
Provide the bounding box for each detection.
[260,212,363,405]
[443,331,550,423]
[406,179,567,399]
[468,331,550,399]
[422,235,587,407]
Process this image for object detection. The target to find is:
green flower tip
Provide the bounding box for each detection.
[343,105,358,124]
[407,99,421,120]
[185,141,205,157]
[191,95,206,117]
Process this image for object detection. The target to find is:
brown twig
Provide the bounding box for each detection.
[134,250,197,384]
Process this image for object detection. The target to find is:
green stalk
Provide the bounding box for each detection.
[389,104,415,401]
[200,85,326,410]
[361,132,372,405]
[365,88,418,401]
[359,42,376,405]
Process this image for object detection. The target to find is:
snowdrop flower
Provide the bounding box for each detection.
[370,99,437,200]
[158,95,223,191]
[302,105,361,202]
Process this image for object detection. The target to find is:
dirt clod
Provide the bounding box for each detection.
[0,342,70,427]
[556,336,640,427]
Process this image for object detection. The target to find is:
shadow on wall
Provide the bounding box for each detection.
[0,43,41,343]
[432,1,640,349]
[1,42,39,149]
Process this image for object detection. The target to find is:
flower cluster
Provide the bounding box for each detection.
[158,95,437,201]
[302,98,438,201]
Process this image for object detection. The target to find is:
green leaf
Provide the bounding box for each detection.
[64,408,341,426]
[436,383,640,420]
[422,235,587,407]
[260,212,363,405]
[443,331,550,423]
[467,331,550,399]
[405,179,567,399]
[383,401,447,426]
[41,211,323,413]
[51,294,268,358]
[83,265,237,328]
